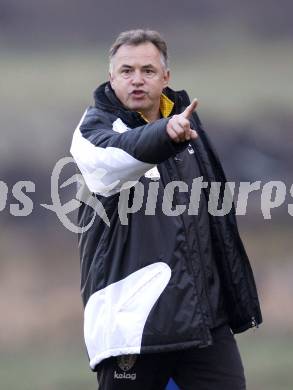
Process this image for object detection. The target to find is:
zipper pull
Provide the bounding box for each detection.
[251,316,259,329]
[187,143,195,154]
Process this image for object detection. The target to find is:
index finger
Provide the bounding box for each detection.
[182,98,198,119]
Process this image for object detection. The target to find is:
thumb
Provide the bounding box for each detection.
[182,98,198,119]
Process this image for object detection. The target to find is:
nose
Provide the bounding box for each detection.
[131,70,144,86]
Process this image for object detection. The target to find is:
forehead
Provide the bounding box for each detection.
[113,42,162,67]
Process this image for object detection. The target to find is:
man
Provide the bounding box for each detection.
[70,29,262,390]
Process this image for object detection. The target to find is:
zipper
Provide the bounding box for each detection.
[165,158,212,346]
[179,144,215,327]
[180,215,212,346]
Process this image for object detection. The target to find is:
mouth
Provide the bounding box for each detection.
[130,90,147,98]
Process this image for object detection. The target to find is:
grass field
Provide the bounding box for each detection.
[1,330,292,390]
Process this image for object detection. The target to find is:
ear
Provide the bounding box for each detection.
[163,69,170,88]
[109,71,114,87]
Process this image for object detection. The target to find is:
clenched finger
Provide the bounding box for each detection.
[167,127,180,142]
[171,122,187,141]
[190,129,198,140]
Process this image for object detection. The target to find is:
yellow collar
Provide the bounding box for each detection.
[138,93,174,123]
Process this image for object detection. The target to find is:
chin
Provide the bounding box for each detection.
[129,103,148,112]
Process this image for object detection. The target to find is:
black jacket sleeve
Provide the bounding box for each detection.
[70,107,188,195]
[80,107,188,164]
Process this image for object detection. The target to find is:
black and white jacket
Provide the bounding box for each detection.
[70,82,263,371]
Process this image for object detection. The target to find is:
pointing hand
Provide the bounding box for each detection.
[166,99,198,143]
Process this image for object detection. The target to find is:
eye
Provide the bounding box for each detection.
[120,68,134,77]
[144,68,156,78]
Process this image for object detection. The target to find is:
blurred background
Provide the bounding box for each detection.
[0,1,292,389]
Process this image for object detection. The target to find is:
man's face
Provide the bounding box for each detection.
[109,42,170,119]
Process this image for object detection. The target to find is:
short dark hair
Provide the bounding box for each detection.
[109,29,169,69]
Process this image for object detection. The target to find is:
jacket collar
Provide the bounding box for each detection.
[93,82,191,121]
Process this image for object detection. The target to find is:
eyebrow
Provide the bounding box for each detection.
[119,64,156,69]
[142,64,156,69]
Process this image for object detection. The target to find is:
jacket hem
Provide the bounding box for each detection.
[90,337,212,371]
